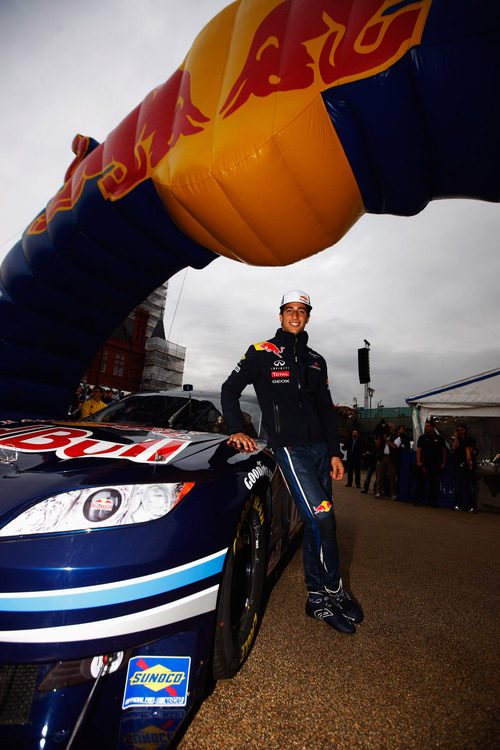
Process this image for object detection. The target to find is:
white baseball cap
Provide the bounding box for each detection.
[280,289,312,310]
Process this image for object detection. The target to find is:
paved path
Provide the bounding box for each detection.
[179,482,500,750]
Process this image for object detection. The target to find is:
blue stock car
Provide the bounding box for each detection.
[0,389,301,749]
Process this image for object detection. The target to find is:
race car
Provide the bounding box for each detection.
[0,389,301,749]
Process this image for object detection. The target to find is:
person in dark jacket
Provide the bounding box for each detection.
[360,433,377,494]
[221,290,363,634]
[451,423,478,512]
[415,420,447,506]
[342,429,365,488]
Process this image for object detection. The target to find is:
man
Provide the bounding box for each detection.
[80,386,107,418]
[342,429,364,488]
[221,290,363,634]
[391,424,411,498]
[396,424,411,451]
[360,432,377,494]
[451,423,477,512]
[374,422,399,499]
[415,420,447,506]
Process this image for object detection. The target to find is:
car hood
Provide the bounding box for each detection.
[0,420,229,468]
[0,420,265,522]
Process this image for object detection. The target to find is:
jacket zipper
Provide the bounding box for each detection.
[294,337,312,442]
[294,338,302,398]
[273,400,281,433]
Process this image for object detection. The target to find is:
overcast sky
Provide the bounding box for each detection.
[1,0,498,408]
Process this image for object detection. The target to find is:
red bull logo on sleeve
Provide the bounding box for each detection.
[122,656,191,708]
[314,500,332,514]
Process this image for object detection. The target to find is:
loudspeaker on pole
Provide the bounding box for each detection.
[358,347,370,384]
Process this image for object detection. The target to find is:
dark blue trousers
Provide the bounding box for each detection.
[273,443,340,591]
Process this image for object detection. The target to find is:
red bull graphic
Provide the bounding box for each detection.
[27,0,433,250]
[29,70,210,234]
[221,0,431,117]
[255,342,285,356]
[314,500,332,514]
[0,0,498,420]
[0,425,189,464]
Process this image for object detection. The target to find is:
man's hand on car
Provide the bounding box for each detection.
[227,432,258,452]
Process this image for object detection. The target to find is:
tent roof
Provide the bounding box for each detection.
[406,367,500,412]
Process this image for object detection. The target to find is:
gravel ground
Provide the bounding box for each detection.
[178,480,500,750]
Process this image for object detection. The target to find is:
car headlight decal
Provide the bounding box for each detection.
[0,482,195,537]
[83,488,122,522]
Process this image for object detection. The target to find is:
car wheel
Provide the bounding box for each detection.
[212,491,267,679]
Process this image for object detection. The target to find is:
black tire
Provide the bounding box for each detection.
[212,491,267,679]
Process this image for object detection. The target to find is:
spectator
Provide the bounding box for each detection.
[80,386,107,418]
[342,429,365,488]
[392,424,411,494]
[451,424,478,512]
[415,420,447,507]
[68,384,85,419]
[375,423,398,499]
[360,433,377,494]
[396,424,411,450]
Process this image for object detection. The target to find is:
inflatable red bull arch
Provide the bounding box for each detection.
[0,0,498,418]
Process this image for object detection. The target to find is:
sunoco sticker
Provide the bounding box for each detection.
[122,656,191,709]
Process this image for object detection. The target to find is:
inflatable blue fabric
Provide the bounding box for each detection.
[0,0,498,419]
[0,178,216,418]
[322,0,500,214]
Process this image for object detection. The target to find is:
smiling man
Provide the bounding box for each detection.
[221,290,363,634]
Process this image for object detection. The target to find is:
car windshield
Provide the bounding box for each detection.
[83,395,227,432]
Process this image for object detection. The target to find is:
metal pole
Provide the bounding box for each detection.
[363,340,370,410]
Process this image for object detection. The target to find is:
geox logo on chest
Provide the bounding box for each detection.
[271,368,290,384]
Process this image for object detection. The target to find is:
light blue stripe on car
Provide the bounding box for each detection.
[0,586,220,643]
[0,549,227,612]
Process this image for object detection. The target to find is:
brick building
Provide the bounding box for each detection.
[84,283,185,393]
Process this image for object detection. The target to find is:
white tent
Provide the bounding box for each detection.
[407,368,500,512]
[406,367,500,439]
